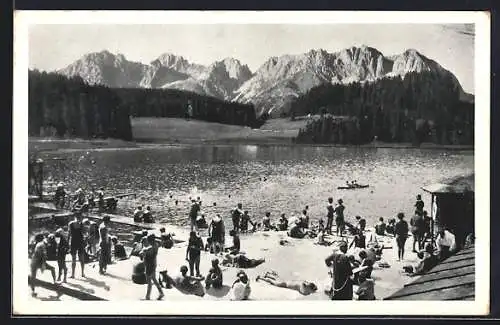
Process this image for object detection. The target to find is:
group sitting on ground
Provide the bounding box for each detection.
[133,206,155,223]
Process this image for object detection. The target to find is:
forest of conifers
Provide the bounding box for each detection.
[29,69,474,145]
[291,71,474,145]
[28,70,259,140]
[29,71,133,140]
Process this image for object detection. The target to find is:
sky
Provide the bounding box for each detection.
[29,23,475,94]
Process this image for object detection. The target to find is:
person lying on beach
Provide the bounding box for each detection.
[222,253,265,269]
[224,230,240,254]
[169,265,205,297]
[205,258,223,289]
[277,213,289,231]
[231,271,251,300]
[256,271,318,296]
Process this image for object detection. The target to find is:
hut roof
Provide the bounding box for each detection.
[422,173,474,194]
[384,245,475,300]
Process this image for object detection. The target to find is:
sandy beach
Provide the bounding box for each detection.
[31,220,420,301]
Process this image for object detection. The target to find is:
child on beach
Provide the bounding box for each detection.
[353,269,376,300]
[231,271,251,300]
[205,259,223,289]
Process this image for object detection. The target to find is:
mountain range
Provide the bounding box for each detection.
[56,46,474,117]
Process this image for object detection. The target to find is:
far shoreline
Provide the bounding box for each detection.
[29,137,474,152]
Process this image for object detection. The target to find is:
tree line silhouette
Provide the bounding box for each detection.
[291,71,474,145]
[29,70,133,140]
[113,88,258,127]
[29,70,261,141]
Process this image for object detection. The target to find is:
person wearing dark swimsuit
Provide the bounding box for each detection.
[68,212,85,278]
[55,228,68,282]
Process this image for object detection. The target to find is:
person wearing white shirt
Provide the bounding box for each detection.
[436,228,456,260]
[231,271,251,300]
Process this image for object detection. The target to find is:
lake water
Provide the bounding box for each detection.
[38,145,474,228]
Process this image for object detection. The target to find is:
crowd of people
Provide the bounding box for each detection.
[29,190,467,301]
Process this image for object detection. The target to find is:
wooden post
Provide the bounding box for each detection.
[431,194,435,250]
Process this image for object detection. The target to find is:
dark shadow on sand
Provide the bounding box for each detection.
[39,294,63,301]
[205,285,231,298]
[65,281,96,294]
[104,272,131,282]
[79,276,111,291]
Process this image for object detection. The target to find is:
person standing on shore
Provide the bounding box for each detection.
[186,231,204,277]
[189,200,201,232]
[415,194,425,215]
[140,234,164,300]
[208,214,225,254]
[395,212,409,261]
[83,218,99,256]
[300,209,310,229]
[54,228,68,283]
[326,198,335,235]
[324,241,353,300]
[68,211,86,278]
[410,212,425,252]
[335,199,346,237]
[30,234,57,297]
[98,215,112,274]
[232,203,244,232]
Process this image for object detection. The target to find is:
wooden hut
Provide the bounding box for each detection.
[421,173,474,250]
